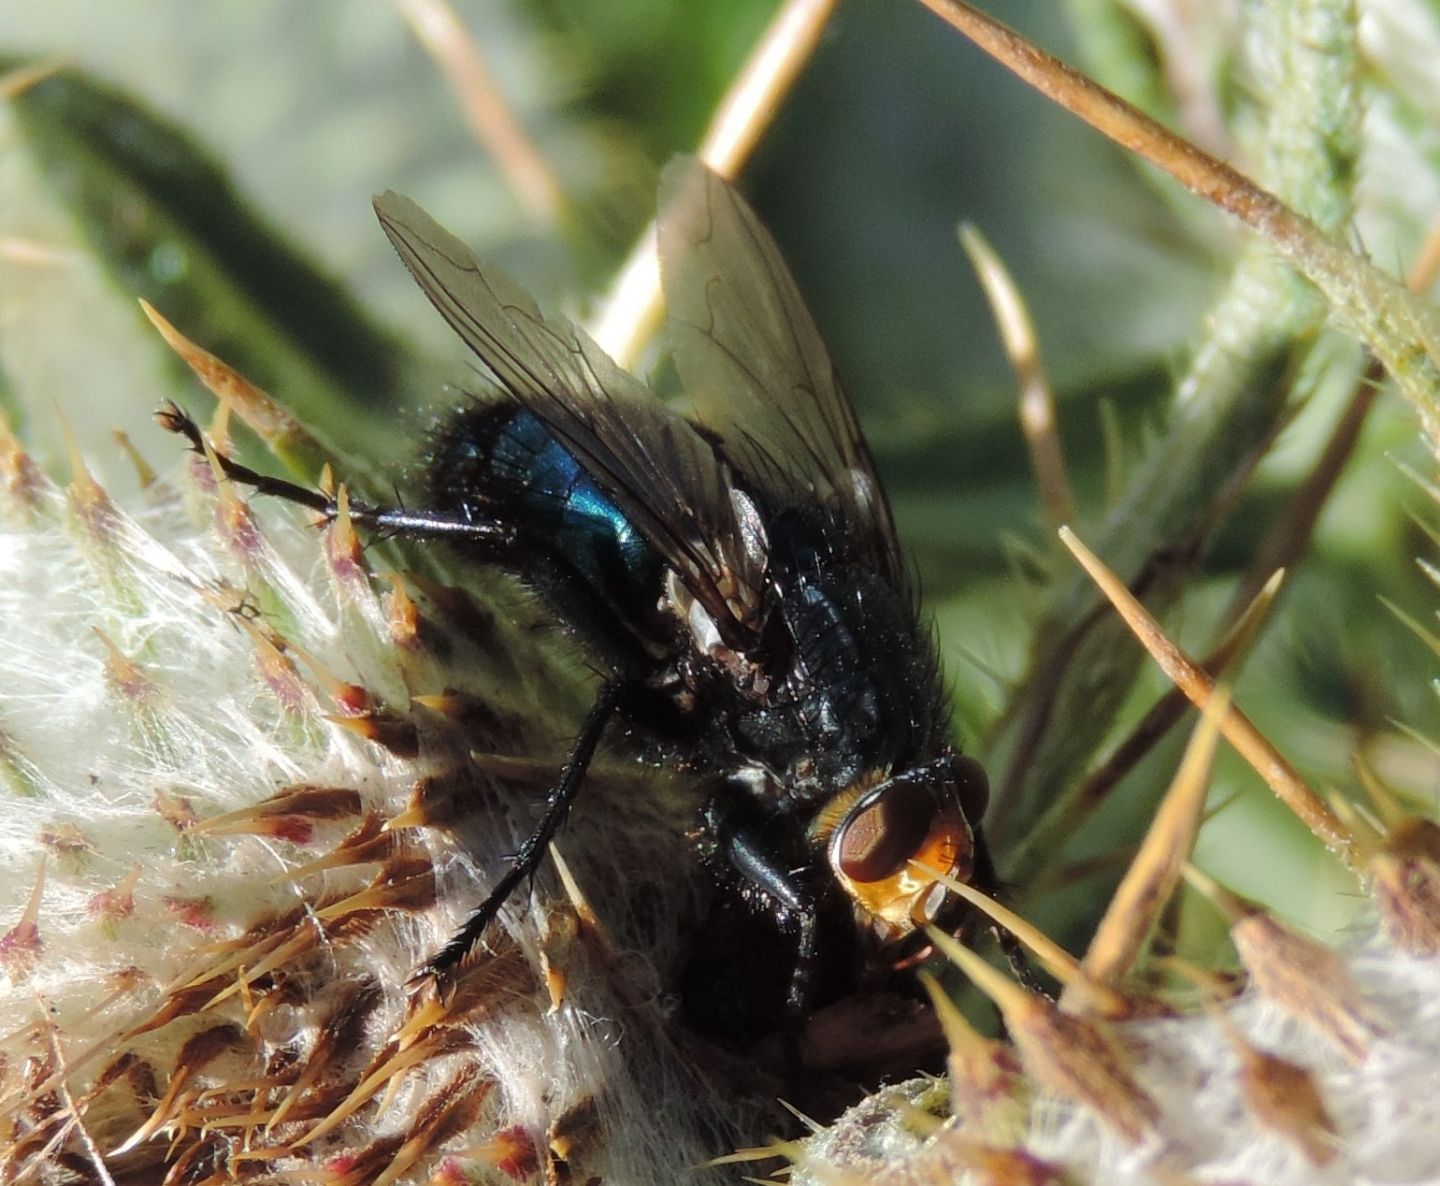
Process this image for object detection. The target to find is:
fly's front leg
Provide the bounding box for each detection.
[417,678,630,988]
[156,401,516,547]
[700,784,820,1020]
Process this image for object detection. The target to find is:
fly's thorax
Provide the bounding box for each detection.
[659,568,773,700]
[769,558,948,792]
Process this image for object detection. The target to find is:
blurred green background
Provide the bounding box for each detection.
[3,0,1433,968]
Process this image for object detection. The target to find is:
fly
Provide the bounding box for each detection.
[159,159,1000,1036]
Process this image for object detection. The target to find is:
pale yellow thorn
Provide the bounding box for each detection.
[1353,755,1410,832]
[1077,687,1229,993]
[0,237,80,267]
[549,843,599,929]
[1325,789,1382,860]
[701,1141,801,1168]
[0,58,66,99]
[393,0,564,224]
[1181,862,1251,924]
[1058,525,1350,856]
[914,861,1131,1014]
[961,223,1075,531]
[917,969,988,1058]
[925,926,1037,1019]
[589,0,839,367]
[1215,568,1286,666]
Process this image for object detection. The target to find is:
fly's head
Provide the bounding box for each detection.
[811,752,990,944]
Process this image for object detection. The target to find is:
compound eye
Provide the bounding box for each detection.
[833,780,935,883]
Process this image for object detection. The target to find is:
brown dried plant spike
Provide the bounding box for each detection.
[0,857,45,982]
[1371,837,1440,956]
[1076,688,1228,994]
[43,1028,118,1186]
[1184,865,1379,1064]
[590,0,839,366]
[1344,762,1440,954]
[196,785,363,840]
[62,416,120,542]
[916,970,1023,1136]
[915,0,1440,450]
[960,224,1074,532]
[1225,1022,1339,1167]
[926,1137,1069,1186]
[1068,570,1283,827]
[0,408,53,511]
[936,936,1159,1145]
[1059,525,1350,855]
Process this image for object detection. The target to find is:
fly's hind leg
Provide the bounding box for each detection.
[415,679,628,990]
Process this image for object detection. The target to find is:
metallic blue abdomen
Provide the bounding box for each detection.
[487,409,656,591]
[429,403,663,618]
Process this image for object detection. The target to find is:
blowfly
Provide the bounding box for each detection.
[160,158,999,1038]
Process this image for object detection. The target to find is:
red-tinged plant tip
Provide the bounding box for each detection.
[93,627,159,706]
[203,439,271,562]
[62,422,122,544]
[196,784,363,842]
[1347,770,1440,954]
[152,788,199,832]
[233,617,313,718]
[325,485,371,593]
[162,895,217,931]
[140,299,331,477]
[927,1137,1070,1186]
[325,709,422,758]
[38,823,94,861]
[0,411,53,512]
[1371,842,1440,955]
[88,867,140,925]
[0,860,45,983]
[386,572,424,650]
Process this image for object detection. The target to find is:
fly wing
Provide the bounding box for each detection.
[658,158,905,587]
[374,191,769,647]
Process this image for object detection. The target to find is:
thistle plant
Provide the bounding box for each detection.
[2,2,1439,1185]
